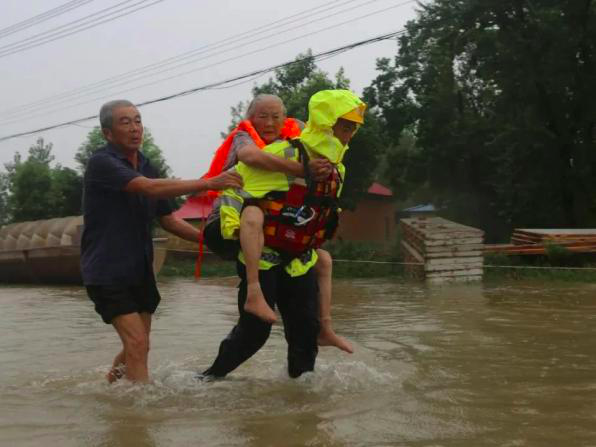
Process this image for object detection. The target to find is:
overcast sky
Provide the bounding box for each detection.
[1,0,419,179]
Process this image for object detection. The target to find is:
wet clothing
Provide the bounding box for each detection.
[205,131,255,227]
[81,143,173,285]
[86,272,161,324]
[203,262,320,378]
[203,131,252,260]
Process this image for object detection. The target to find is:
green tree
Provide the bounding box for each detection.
[7,138,54,222]
[75,127,171,177]
[366,0,596,240]
[50,166,83,217]
[226,51,385,209]
[0,172,10,226]
[4,138,83,223]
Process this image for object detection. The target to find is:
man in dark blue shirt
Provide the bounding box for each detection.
[82,99,242,383]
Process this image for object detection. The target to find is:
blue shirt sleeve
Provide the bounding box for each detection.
[86,152,140,191]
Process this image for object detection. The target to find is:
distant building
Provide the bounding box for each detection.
[335,182,397,243]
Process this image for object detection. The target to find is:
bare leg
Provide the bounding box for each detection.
[111,312,151,383]
[315,249,353,353]
[240,206,277,323]
[107,313,152,383]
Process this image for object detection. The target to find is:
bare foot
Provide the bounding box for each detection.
[106,364,125,383]
[244,283,277,323]
[318,326,354,354]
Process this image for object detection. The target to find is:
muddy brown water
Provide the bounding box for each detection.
[1,277,596,446]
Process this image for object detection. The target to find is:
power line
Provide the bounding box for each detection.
[0,0,411,125]
[0,29,405,143]
[0,0,353,117]
[0,0,96,39]
[0,0,164,59]
[0,0,404,120]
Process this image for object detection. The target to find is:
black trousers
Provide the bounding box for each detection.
[203,263,320,379]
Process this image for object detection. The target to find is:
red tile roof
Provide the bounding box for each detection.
[173,194,214,220]
[367,182,393,197]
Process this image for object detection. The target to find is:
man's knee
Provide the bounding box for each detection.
[241,205,264,228]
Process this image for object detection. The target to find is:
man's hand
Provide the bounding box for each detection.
[308,158,333,181]
[206,170,243,190]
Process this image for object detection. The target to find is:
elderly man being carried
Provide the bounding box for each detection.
[203,93,353,353]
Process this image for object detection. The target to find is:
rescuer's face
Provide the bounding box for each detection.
[332,118,358,146]
[103,106,144,152]
[251,99,285,144]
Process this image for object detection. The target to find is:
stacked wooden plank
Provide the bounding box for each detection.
[400,217,484,284]
[484,229,596,255]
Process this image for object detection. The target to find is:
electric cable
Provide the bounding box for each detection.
[0,0,404,119]
[0,0,164,59]
[0,0,411,125]
[0,29,404,142]
[0,0,96,39]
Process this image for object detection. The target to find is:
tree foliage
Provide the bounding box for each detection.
[227,51,385,209]
[4,138,83,222]
[366,0,596,240]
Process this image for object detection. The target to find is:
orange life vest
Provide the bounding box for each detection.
[258,139,341,258]
[202,118,302,198]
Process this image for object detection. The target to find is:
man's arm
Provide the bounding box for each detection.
[238,143,332,180]
[124,170,242,199]
[237,143,303,176]
[159,214,201,242]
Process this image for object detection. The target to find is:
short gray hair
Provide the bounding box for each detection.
[245,94,286,119]
[99,99,136,129]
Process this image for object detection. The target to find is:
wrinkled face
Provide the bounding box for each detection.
[250,98,285,144]
[332,118,358,146]
[102,106,143,152]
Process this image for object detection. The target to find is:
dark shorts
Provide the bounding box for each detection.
[204,218,239,261]
[86,276,161,324]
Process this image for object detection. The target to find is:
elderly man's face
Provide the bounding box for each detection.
[250,99,285,144]
[103,106,144,152]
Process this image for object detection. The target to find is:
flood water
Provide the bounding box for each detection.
[1,276,596,447]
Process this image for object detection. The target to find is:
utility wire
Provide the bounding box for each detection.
[0,30,404,143]
[0,1,410,126]
[0,0,350,115]
[0,0,164,59]
[0,0,96,39]
[0,0,406,120]
[0,0,354,117]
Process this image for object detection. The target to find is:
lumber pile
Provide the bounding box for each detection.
[484,229,596,255]
[400,217,484,284]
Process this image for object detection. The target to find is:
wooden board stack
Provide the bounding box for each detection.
[484,229,596,255]
[400,217,484,284]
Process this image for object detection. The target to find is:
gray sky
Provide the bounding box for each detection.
[0,0,419,179]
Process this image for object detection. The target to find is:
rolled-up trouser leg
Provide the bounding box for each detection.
[203,264,280,378]
[277,268,320,378]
